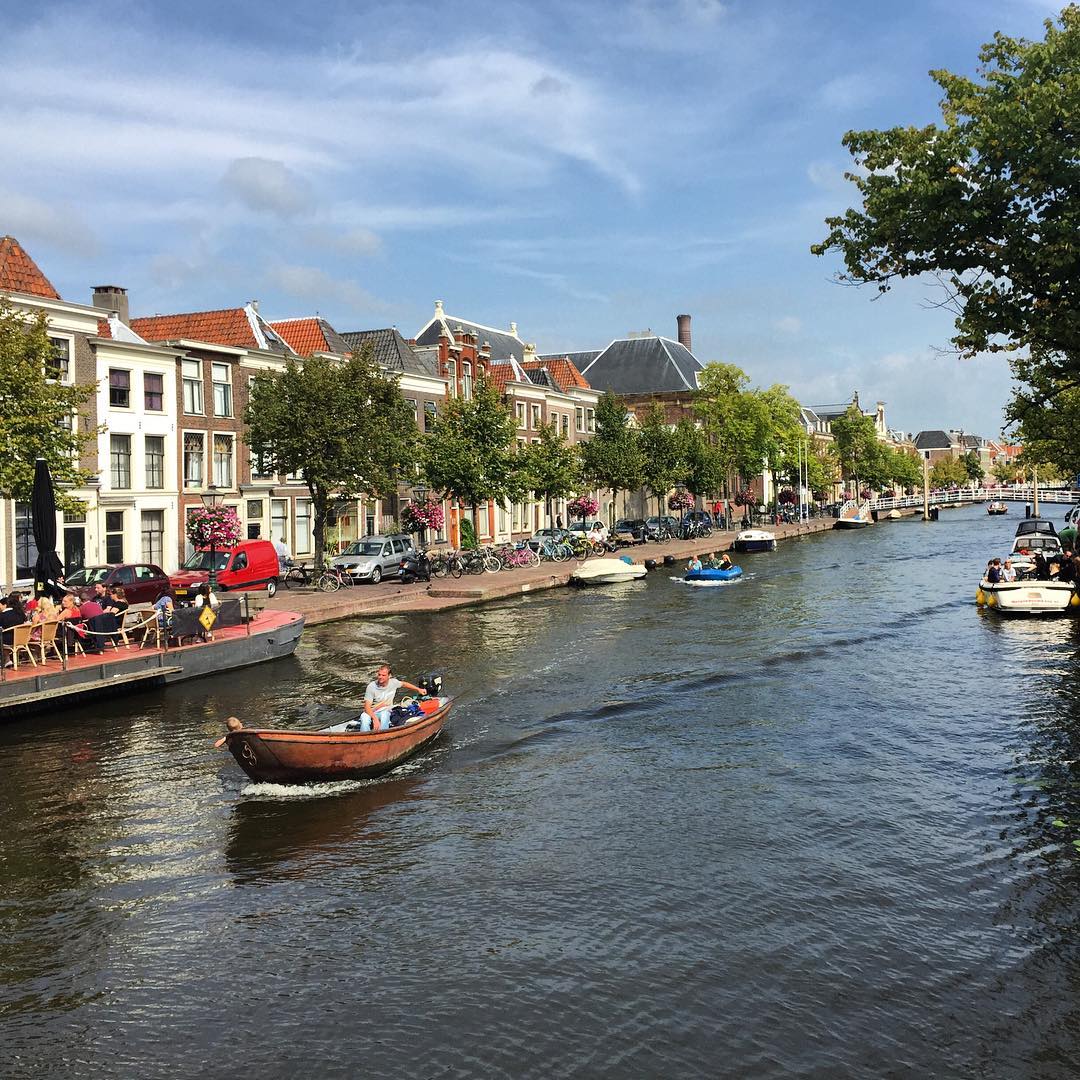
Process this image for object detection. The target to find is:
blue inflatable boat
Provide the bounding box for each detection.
[685,566,742,582]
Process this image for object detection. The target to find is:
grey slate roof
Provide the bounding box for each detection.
[913,430,953,450]
[808,402,855,421]
[341,328,439,378]
[415,316,524,362]
[577,336,702,394]
[526,368,561,391]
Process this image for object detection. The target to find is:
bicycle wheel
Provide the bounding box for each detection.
[431,555,449,578]
[449,557,463,579]
[701,525,713,537]
[317,573,340,592]
[467,555,485,575]
[285,567,308,588]
[483,553,502,573]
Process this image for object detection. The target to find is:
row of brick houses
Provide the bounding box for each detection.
[0,237,617,583]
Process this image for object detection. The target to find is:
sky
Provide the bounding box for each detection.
[0,0,1066,437]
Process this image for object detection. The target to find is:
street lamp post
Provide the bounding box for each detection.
[414,484,429,546]
[201,484,223,592]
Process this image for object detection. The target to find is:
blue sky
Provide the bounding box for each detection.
[0,0,1064,436]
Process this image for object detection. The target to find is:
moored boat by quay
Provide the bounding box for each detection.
[835,500,873,529]
[732,529,776,553]
[222,696,453,784]
[571,558,648,585]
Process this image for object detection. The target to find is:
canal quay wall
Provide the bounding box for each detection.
[265,513,914,627]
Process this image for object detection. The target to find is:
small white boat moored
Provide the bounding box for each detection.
[571,558,648,586]
[732,529,776,553]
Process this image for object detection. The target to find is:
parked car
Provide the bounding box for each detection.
[567,519,609,540]
[332,534,415,584]
[527,527,573,551]
[614,518,648,543]
[66,563,171,606]
[170,539,281,598]
[646,515,679,538]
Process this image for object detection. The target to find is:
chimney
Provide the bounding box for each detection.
[676,313,691,350]
[92,285,129,325]
[435,299,444,317]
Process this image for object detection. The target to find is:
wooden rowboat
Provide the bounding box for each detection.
[224,697,453,785]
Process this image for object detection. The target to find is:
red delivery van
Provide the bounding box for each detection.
[170,539,282,599]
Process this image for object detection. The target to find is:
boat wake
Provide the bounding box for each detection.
[669,576,745,588]
[240,778,373,800]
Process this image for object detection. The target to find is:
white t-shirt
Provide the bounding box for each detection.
[365,677,401,711]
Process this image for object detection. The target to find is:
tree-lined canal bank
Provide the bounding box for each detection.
[5,504,1080,1079]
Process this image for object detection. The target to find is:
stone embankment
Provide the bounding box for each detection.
[265,516,846,627]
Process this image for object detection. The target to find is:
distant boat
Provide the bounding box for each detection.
[733,529,776,553]
[571,558,647,585]
[987,502,1008,515]
[835,500,873,529]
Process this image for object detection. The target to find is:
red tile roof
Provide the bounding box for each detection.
[97,318,112,338]
[269,318,325,356]
[0,235,61,300]
[131,308,257,348]
[522,357,591,391]
[487,363,517,392]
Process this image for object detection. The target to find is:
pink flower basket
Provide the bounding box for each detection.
[402,498,445,533]
[568,495,600,520]
[186,505,242,549]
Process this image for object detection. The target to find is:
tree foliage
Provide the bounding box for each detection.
[0,299,95,509]
[812,7,1080,470]
[580,392,644,522]
[518,421,581,518]
[420,375,519,531]
[636,402,685,516]
[245,346,417,568]
[929,458,969,488]
[830,406,889,490]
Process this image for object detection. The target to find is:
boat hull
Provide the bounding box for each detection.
[571,558,647,585]
[982,581,1075,614]
[685,567,742,581]
[733,530,776,553]
[226,699,452,784]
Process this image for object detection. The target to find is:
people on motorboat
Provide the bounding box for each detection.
[687,555,703,573]
[1001,559,1017,583]
[1033,552,1052,581]
[986,558,1003,584]
[361,662,431,732]
[1056,557,1076,584]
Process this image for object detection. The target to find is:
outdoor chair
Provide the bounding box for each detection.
[36,620,63,664]
[4,624,38,670]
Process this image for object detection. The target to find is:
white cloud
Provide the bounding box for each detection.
[221,158,312,217]
[265,263,389,315]
[0,189,97,257]
[775,315,802,335]
[818,73,879,111]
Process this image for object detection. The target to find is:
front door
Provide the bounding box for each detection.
[63,527,85,573]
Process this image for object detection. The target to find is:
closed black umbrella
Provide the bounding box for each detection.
[31,458,64,600]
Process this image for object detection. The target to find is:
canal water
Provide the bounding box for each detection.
[4,505,1080,1078]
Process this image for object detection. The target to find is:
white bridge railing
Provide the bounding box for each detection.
[868,486,1080,511]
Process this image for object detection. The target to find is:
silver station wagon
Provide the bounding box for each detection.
[332,534,415,584]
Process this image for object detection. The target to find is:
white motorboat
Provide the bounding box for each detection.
[1008,518,1063,576]
[733,529,776,553]
[570,558,648,585]
[835,500,873,528]
[979,578,1075,614]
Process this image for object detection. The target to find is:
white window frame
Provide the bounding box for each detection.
[183,431,205,489]
[182,359,204,415]
[110,433,132,489]
[515,402,526,429]
[212,362,233,418]
[144,434,165,490]
[575,407,585,433]
[109,368,132,409]
[144,371,165,412]
[212,433,234,488]
[531,404,542,430]
[462,361,473,400]
[47,335,73,382]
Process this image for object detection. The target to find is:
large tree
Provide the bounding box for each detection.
[519,421,580,525]
[636,402,685,520]
[580,391,644,525]
[420,375,519,537]
[830,405,889,493]
[812,7,1080,468]
[245,346,417,568]
[0,299,95,509]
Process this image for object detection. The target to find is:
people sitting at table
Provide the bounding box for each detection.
[56,593,85,652]
[153,595,174,637]
[0,595,26,658]
[194,584,220,641]
[102,586,128,616]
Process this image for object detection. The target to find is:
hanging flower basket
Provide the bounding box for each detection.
[859,488,872,500]
[186,505,242,549]
[668,490,694,512]
[568,494,599,520]
[777,488,796,505]
[733,488,754,506]
[401,498,445,533]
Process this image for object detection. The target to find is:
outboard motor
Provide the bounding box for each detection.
[418,673,444,697]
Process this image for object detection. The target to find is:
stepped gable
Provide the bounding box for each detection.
[341,328,439,377]
[0,235,61,299]
[269,317,351,357]
[577,336,701,394]
[415,304,526,362]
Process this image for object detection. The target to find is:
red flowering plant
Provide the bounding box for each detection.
[859,488,872,500]
[668,490,694,512]
[733,487,754,506]
[401,498,445,533]
[567,494,599,521]
[186,505,242,549]
[777,488,797,505]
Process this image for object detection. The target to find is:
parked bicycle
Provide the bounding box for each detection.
[280,560,311,589]
[315,566,354,592]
